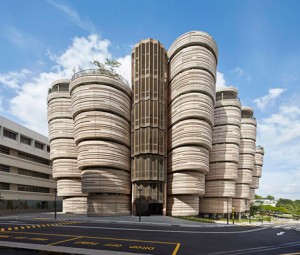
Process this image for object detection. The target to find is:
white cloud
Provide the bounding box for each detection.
[231,67,251,82]
[6,34,131,136]
[0,69,31,89]
[253,88,286,111]
[256,100,300,200]
[0,96,4,112]
[47,0,95,32]
[216,71,227,88]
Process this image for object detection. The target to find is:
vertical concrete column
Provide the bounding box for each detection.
[131,39,168,216]
[47,79,87,214]
[233,106,257,213]
[70,72,131,216]
[199,87,241,216]
[167,31,218,216]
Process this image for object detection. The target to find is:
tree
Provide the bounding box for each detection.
[255,194,263,199]
[266,195,275,200]
[92,58,121,78]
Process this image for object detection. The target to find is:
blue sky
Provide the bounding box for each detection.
[0,0,299,200]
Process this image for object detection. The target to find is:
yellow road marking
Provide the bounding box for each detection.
[9,231,179,245]
[36,225,41,227]
[14,227,18,230]
[280,253,300,255]
[172,243,181,255]
[32,226,36,228]
[0,228,5,232]
[20,227,25,230]
[26,226,31,229]
[48,236,82,246]
[7,228,12,231]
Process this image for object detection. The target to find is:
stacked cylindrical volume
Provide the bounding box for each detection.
[233,106,257,213]
[200,87,241,214]
[47,79,87,214]
[250,146,265,199]
[167,31,217,216]
[70,72,131,216]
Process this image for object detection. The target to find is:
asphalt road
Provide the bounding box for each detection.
[0,219,299,255]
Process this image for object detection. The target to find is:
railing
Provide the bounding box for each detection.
[71,69,130,87]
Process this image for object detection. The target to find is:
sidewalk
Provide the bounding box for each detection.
[0,212,235,228]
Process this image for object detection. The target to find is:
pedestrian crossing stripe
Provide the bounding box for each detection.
[0,222,79,232]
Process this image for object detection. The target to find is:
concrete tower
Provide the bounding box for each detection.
[131,39,168,215]
[199,87,241,216]
[233,106,257,213]
[167,31,218,216]
[47,79,87,213]
[70,70,132,216]
[250,146,264,199]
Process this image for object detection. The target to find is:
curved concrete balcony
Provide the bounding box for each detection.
[169,69,215,103]
[63,197,87,214]
[255,150,264,166]
[50,138,77,160]
[168,31,218,63]
[77,140,130,171]
[199,197,232,214]
[167,195,199,216]
[241,123,257,141]
[249,188,255,200]
[169,45,217,81]
[234,184,250,199]
[70,84,131,122]
[52,158,81,179]
[131,127,166,156]
[167,146,209,174]
[214,105,241,127]
[167,171,205,196]
[241,117,257,126]
[232,198,247,212]
[168,119,212,151]
[238,154,255,170]
[70,72,131,96]
[239,139,256,155]
[206,162,238,181]
[210,143,239,163]
[250,177,260,189]
[241,106,254,118]
[237,169,253,184]
[216,87,238,100]
[169,92,214,128]
[212,125,241,145]
[81,169,130,194]
[47,98,72,122]
[204,180,236,197]
[48,118,74,142]
[253,164,262,178]
[57,179,86,197]
[87,194,131,216]
[131,155,165,181]
[73,111,130,147]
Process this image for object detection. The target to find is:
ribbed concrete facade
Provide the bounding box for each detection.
[233,106,257,213]
[69,71,131,216]
[47,80,87,214]
[199,87,241,214]
[131,39,168,215]
[47,30,265,217]
[167,31,217,216]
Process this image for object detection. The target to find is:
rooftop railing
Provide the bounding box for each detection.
[71,69,130,87]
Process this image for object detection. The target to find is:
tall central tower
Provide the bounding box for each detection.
[131,39,168,215]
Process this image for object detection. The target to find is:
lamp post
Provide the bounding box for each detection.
[227,198,229,225]
[138,187,142,222]
[54,189,57,219]
[232,206,235,225]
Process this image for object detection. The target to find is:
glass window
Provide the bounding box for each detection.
[0,182,10,190]
[34,141,44,150]
[0,164,10,172]
[20,135,32,145]
[3,129,17,140]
